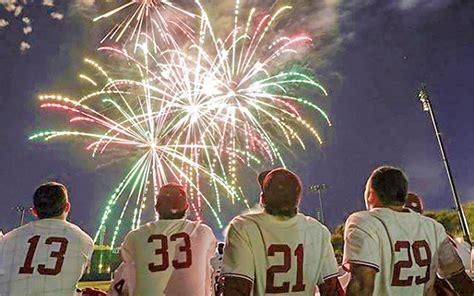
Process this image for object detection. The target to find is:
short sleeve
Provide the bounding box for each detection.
[108,262,135,296]
[221,222,255,283]
[437,230,465,279]
[342,214,380,272]
[121,232,135,264]
[0,235,4,275]
[84,236,94,260]
[319,228,339,284]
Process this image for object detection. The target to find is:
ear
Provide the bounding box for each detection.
[368,188,382,208]
[260,192,266,207]
[31,207,38,218]
[64,202,71,213]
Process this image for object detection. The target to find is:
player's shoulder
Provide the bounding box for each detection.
[229,212,264,227]
[345,210,383,230]
[417,212,446,232]
[191,220,215,240]
[295,213,331,233]
[346,210,376,222]
[63,220,94,246]
[1,223,30,241]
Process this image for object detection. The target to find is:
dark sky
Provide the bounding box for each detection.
[0,1,473,241]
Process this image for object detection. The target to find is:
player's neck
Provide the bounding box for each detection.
[39,214,67,221]
[372,205,406,212]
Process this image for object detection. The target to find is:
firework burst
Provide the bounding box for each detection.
[93,0,199,52]
[31,1,331,245]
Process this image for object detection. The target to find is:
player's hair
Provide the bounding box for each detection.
[159,211,186,220]
[33,182,68,219]
[370,166,408,206]
[265,205,298,217]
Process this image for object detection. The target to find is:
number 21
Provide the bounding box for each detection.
[266,244,306,293]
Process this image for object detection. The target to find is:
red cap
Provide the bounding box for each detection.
[258,170,272,189]
[156,183,188,214]
[262,168,302,209]
[404,192,424,214]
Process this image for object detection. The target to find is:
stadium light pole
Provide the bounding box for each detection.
[15,206,27,227]
[308,183,329,224]
[418,85,471,245]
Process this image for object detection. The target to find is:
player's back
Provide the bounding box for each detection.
[0,219,94,296]
[224,212,338,295]
[346,208,447,296]
[122,219,216,296]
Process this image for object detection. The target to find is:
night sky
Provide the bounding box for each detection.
[1,0,473,241]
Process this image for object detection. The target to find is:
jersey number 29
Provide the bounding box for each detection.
[391,240,432,286]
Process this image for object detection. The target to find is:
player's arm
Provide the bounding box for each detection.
[108,233,136,296]
[343,214,380,296]
[318,228,343,296]
[221,276,252,296]
[345,264,376,296]
[318,276,343,296]
[437,236,474,296]
[447,271,474,296]
[221,221,254,296]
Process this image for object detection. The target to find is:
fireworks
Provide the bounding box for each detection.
[31,1,331,245]
[93,0,198,52]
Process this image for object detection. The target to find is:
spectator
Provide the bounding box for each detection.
[110,183,216,296]
[0,182,94,295]
[221,168,341,295]
[344,166,474,296]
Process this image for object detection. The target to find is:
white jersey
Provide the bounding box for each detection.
[210,252,223,295]
[107,262,135,296]
[120,219,216,296]
[222,212,339,295]
[0,219,94,296]
[343,208,465,296]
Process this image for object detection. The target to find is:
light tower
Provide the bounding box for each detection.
[418,85,471,245]
[308,183,329,224]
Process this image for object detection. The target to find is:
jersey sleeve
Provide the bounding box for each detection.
[115,233,137,296]
[436,227,465,279]
[107,262,135,296]
[319,228,339,284]
[120,232,135,264]
[203,225,218,295]
[342,213,381,272]
[221,220,254,283]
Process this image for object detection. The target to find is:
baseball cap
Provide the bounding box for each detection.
[156,183,188,214]
[33,182,68,218]
[404,192,424,214]
[258,170,272,189]
[262,168,302,209]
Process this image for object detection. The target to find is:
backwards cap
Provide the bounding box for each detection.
[156,183,188,214]
[258,170,272,189]
[404,192,424,214]
[262,168,302,210]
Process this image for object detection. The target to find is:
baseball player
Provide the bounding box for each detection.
[221,168,341,295]
[0,182,94,296]
[211,242,225,295]
[344,166,474,295]
[112,182,217,296]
